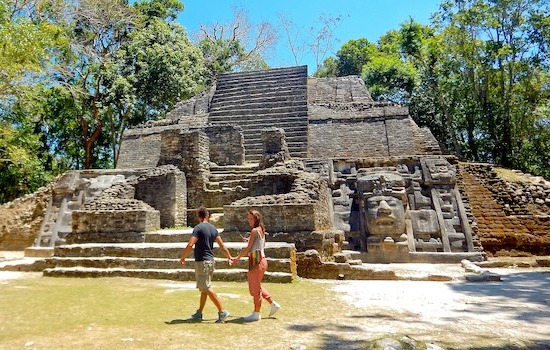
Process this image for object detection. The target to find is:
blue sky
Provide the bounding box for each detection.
[177,0,442,73]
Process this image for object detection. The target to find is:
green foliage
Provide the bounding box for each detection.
[363,53,418,102]
[0,122,51,203]
[105,17,205,164]
[335,38,377,76]
[314,0,550,178]
[199,38,244,84]
[0,0,66,96]
[134,0,184,22]
[314,57,339,77]
[111,18,205,122]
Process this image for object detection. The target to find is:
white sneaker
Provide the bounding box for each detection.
[268,301,281,317]
[243,312,261,322]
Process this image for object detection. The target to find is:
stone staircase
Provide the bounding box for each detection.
[205,164,258,191]
[208,66,309,162]
[42,229,297,283]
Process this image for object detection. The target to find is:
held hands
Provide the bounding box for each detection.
[229,256,240,266]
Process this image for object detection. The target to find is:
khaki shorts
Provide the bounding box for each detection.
[195,260,215,291]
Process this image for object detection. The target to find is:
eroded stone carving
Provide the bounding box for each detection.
[356,170,408,248]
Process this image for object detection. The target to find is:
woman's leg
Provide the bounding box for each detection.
[248,258,269,311]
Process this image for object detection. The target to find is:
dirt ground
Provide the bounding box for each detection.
[326,267,550,349]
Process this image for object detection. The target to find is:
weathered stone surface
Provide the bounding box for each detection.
[0,186,51,250]
[259,127,291,169]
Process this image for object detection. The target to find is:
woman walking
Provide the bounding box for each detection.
[231,209,281,321]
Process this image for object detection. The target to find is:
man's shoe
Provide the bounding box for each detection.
[215,310,230,323]
[268,301,281,317]
[191,310,203,321]
[243,312,261,322]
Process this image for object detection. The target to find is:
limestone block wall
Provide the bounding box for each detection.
[307,76,373,103]
[308,119,388,158]
[386,118,440,156]
[204,125,244,166]
[69,200,160,244]
[117,132,162,169]
[224,203,327,233]
[0,186,51,250]
[134,171,186,228]
[118,122,243,169]
[165,85,215,120]
[162,129,210,223]
[223,164,333,234]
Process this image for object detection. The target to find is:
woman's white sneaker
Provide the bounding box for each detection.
[243,312,261,322]
[269,301,281,317]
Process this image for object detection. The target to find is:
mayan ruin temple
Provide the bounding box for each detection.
[1,66,549,281]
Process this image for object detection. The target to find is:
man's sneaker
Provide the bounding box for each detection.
[268,301,281,317]
[243,312,261,322]
[191,310,203,321]
[215,310,230,323]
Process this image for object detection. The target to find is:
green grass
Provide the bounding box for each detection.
[0,277,347,350]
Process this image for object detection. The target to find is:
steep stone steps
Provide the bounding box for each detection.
[211,87,306,103]
[212,80,305,97]
[209,107,308,119]
[209,173,255,181]
[209,101,307,114]
[209,66,308,163]
[244,129,308,141]
[53,242,294,259]
[42,240,297,283]
[209,164,258,174]
[46,256,292,272]
[214,77,306,92]
[241,124,308,135]
[211,111,308,125]
[206,179,251,191]
[43,267,292,283]
[210,92,307,106]
[215,66,307,82]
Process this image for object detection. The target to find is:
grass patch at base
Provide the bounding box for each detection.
[0,277,343,350]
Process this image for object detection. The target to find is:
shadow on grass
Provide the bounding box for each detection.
[165,318,202,324]
[225,316,281,325]
[287,322,362,333]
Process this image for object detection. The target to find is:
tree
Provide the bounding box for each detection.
[308,14,346,71]
[0,121,51,203]
[106,14,205,165]
[277,13,307,66]
[335,38,377,76]
[195,6,277,78]
[0,0,66,96]
[434,0,550,168]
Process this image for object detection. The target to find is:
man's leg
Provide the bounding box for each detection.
[207,288,223,312]
[199,291,208,312]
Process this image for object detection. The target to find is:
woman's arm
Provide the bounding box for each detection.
[233,228,257,261]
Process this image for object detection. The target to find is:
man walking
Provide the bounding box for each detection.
[180,206,231,323]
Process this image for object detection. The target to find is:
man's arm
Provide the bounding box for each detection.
[179,236,198,265]
[215,236,232,260]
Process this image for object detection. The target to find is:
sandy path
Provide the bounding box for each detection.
[328,269,550,348]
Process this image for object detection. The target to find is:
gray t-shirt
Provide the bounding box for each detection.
[192,222,218,261]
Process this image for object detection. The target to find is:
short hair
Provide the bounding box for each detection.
[197,206,209,219]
